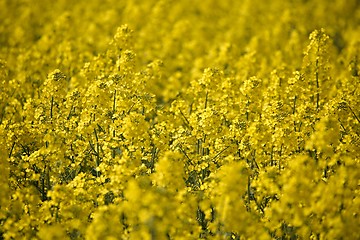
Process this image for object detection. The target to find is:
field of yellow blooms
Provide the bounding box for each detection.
[1,0,359,239]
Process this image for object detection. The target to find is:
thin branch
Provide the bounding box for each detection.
[348,105,360,124]
[113,90,117,114]
[126,102,136,114]
[179,110,193,130]
[204,91,209,109]
[177,144,192,165]
[88,141,98,156]
[9,141,16,158]
[50,96,54,119]
[211,145,230,162]
[94,129,100,166]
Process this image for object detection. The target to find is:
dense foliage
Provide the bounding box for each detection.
[1,0,359,239]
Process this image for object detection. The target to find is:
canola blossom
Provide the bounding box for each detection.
[0,0,359,239]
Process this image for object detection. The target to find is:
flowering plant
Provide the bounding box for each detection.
[0,0,359,239]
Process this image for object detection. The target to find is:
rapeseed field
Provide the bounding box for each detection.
[0,0,359,239]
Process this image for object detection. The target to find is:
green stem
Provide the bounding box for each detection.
[315,45,320,111]
[94,128,100,166]
[293,96,297,114]
[348,105,360,124]
[204,91,208,109]
[113,90,117,114]
[211,145,230,162]
[50,96,54,119]
[9,141,16,158]
[178,143,192,165]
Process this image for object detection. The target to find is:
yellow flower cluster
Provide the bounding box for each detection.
[1,0,359,239]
